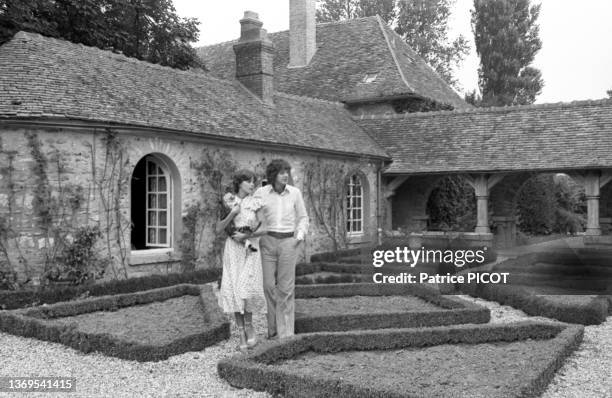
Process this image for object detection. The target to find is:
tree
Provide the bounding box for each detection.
[395,0,469,90]
[607,89,612,98]
[426,176,476,231]
[472,0,543,106]
[0,0,203,70]
[316,0,396,24]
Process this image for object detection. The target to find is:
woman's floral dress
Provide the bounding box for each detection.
[217,193,266,314]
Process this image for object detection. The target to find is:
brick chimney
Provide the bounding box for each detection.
[289,0,316,67]
[233,11,274,104]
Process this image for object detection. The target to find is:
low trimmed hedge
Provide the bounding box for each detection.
[293,283,490,333]
[218,321,583,398]
[461,281,610,325]
[0,284,229,361]
[295,273,368,285]
[0,267,221,310]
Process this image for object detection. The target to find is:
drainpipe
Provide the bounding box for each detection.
[376,160,383,246]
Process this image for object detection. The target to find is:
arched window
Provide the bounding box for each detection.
[131,155,173,250]
[346,174,363,234]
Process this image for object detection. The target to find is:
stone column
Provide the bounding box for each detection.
[584,172,602,236]
[570,170,612,237]
[465,174,505,235]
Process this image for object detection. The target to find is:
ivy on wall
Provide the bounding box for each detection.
[187,148,239,268]
[302,158,368,252]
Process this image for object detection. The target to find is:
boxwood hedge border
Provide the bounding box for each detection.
[460,280,610,325]
[0,267,221,310]
[294,283,490,333]
[0,284,229,361]
[218,321,584,398]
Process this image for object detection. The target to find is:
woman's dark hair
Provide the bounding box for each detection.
[266,159,291,186]
[232,169,257,193]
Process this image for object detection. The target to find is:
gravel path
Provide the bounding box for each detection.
[0,289,609,397]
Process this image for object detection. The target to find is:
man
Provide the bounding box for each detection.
[254,159,309,339]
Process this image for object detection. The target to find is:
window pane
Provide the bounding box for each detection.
[148,211,157,226]
[148,228,157,244]
[158,176,167,191]
[159,228,167,244]
[148,177,157,191]
[157,165,163,175]
[147,161,156,175]
[148,194,157,209]
[159,194,167,209]
[159,211,167,227]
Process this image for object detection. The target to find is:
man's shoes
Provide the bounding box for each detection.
[245,322,257,348]
[237,326,248,352]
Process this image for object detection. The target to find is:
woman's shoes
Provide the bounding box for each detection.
[245,322,257,348]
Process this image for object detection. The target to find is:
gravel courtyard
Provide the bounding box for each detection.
[0,290,610,398]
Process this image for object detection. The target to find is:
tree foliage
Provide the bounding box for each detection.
[426,176,476,231]
[395,0,469,89]
[607,89,612,99]
[316,0,469,89]
[0,0,203,70]
[316,0,396,24]
[471,0,543,106]
[516,174,585,235]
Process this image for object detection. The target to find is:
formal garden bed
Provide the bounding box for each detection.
[218,321,584,398]
[0,284,229,361]
[460,252,612,325]
[0,267,221,310]
[294,283,489,333]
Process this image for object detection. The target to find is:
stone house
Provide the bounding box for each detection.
[2,0,612,284]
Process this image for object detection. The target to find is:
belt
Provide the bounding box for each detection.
[267,231,294,239]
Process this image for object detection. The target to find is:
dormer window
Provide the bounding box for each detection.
[362,73,378,83]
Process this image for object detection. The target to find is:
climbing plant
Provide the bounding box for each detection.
[89,129,131,279]
[302,158,367,251]
[189,148,239,268]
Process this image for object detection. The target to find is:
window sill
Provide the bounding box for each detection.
[129,248,178,266]
[346,233,370,245]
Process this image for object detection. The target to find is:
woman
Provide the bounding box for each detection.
[217,169,266,351]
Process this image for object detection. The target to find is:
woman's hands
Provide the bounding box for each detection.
[230,203,241,216]
[232,231,250,243]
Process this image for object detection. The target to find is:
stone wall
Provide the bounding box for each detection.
[0,124,380,283]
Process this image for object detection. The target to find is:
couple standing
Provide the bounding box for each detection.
[217,159,309,350]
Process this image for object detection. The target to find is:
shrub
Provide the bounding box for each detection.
[45,225,108,285]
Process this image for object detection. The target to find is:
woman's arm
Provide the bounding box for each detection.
[216,204,240,234]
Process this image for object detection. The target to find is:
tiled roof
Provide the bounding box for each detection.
[198,16,469,110]
[0,31,388,159]
[356,99,612,174]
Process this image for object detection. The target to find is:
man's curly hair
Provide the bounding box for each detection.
[265,159,291,186]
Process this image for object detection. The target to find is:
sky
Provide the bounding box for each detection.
[172,0,612,104]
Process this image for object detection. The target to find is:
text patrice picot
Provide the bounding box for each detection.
[371,246,509,285]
